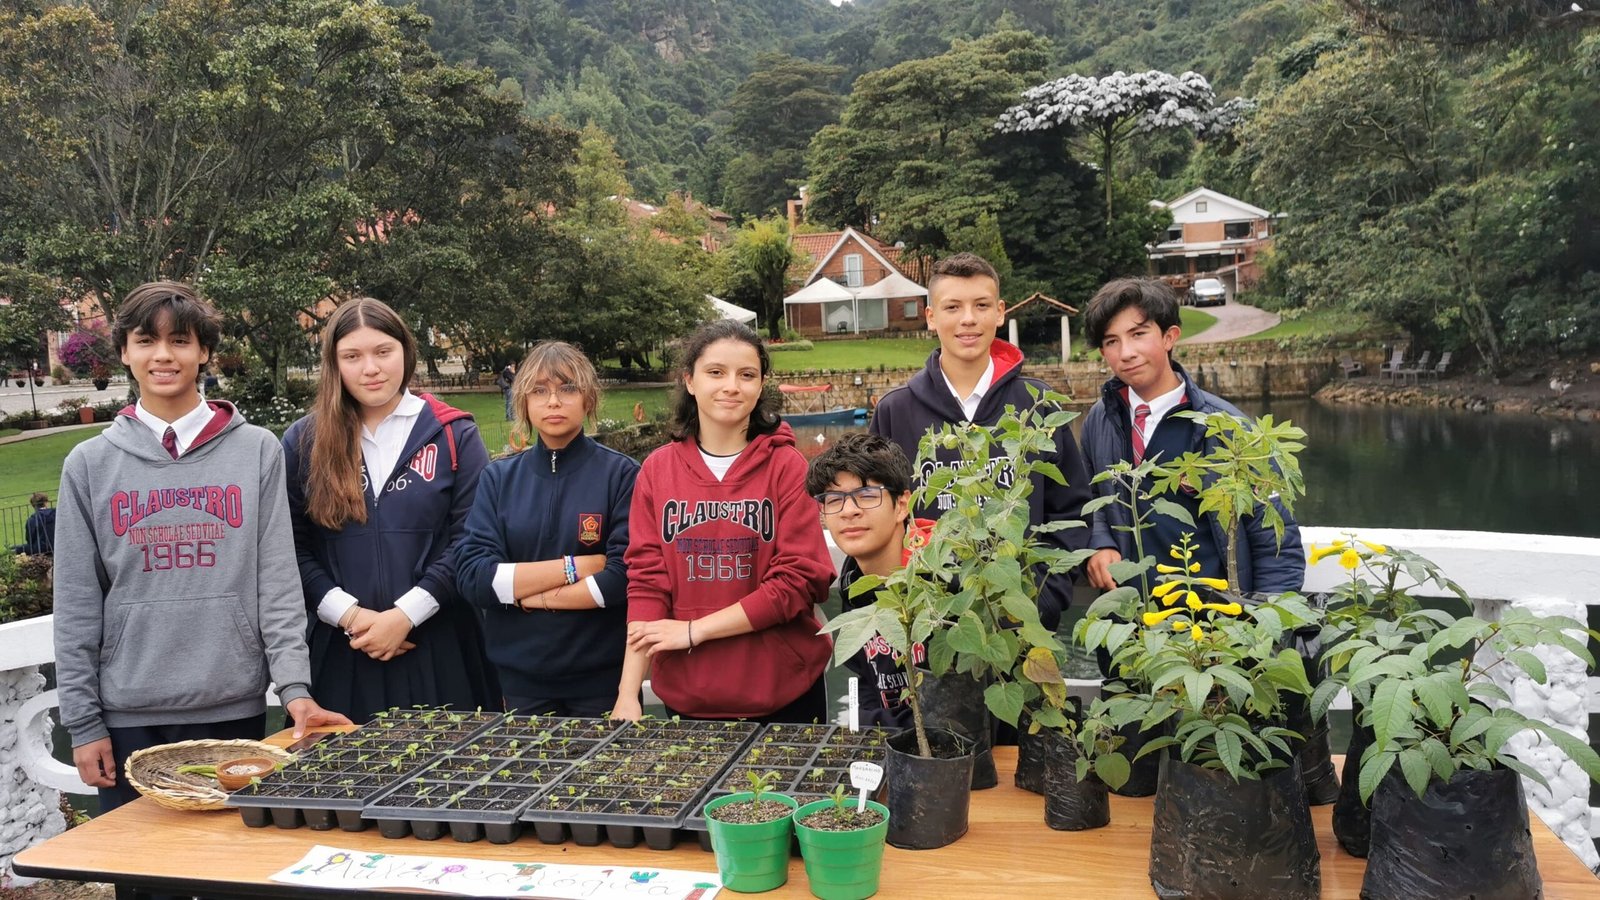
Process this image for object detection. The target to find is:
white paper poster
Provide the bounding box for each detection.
[270,845,723,899]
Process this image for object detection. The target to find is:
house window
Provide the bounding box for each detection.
[903,300,919,319]
[1194,200,1208,213]
[1165,226,1183,242]
[843,254,864,287]
[1224,221,1251,240]
[1158,256,1188,276]
[1196,254,1223,272]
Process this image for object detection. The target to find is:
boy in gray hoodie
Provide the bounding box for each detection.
[53,281,348,814]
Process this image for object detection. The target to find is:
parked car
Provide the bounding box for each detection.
[1185,278,1227,307]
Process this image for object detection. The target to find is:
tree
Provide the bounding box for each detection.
[715,54,844,219]
[805,30,1049,253]
[717,218,794,340]
[1242,33,1600,368]
[995,70,1247,228]
[0,0,576,392]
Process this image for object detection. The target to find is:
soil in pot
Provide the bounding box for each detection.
[704,791,799,893]
[794,799,891,900]
[1148,754,1320,900]
[880,728,973,851]
[916,671,996,790]
[1361,767,1540,900]
[1039,731,1109,831]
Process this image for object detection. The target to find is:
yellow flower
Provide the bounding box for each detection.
[1359,540,1388,554]
[1199,601,1243,617]
[1188,562,1200,573]
[1190,624,1205,641]
[1171,619,1190,632]
[1156,564,1183,574]
[1309,541,1348,564]
[1143,606,1187,627]
[1194,577,1230,590]
[1169,546,1188,560]
[1184,591,1203,610]
[1339,547,1362,570]
[1152,581,1182,606]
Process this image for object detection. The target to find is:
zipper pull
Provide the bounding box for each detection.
[550,449,556,474]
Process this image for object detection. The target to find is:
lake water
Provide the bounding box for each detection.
[791,397,1600,539]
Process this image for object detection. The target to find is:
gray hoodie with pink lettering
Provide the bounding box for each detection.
[53,402,312,746]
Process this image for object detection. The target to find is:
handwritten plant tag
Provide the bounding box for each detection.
[271,845,721,898]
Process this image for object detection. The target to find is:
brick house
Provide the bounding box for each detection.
[1147,188,1279,300]
[784,227,929,337]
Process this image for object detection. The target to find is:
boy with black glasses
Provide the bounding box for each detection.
[806,433,932,727]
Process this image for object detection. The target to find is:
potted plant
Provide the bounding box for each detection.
[793,786,890,900]
[1071,455,1186,796]
[1336,600,1600,900]
[703,771,799,893]
[1313,537,1467,855]
[11,370,23,388]
[825,388,1093,849]
[1080,535,1324,900]
[1038,696,1129,831]
[90,361,111,392]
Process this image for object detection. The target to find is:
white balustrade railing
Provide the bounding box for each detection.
[4,527,1598,879]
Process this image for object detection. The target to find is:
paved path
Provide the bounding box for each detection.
[0,381,129,417]
[1179,300,1280,344]
[0,421,104,446]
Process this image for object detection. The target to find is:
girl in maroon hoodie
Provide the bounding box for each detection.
[614,321,834,722]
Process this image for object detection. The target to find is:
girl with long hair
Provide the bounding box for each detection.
[455,342,639,716]
[614,320,834,723]
[283,298,497,722]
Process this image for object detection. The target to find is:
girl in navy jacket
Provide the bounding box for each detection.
[455,342,638,717]
[284,298,497,724]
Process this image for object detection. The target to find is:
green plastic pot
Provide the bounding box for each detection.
[793,799,891,900]
[704,791,799,893]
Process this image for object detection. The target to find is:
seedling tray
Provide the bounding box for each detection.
[229,708,504,831]
[363,715,624,843]
[520,719,760,850]
[684,723,895,849]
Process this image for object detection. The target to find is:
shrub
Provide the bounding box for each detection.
[58,326,113,376]
[0,553,54,624]
[764,339,814,352]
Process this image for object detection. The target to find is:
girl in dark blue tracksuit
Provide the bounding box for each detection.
[284,299,498,724]
[454,342,638,717]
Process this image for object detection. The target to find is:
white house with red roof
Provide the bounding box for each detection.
[1147,187,1280,299]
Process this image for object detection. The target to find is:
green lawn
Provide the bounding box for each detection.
[1239,307,1383,341]
[768,337,939,372]
[1180,307,1217,340]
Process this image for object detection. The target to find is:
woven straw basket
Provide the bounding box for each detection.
[125,738,293,812]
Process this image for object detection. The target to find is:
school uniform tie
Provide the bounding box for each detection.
[1131,404,1151,464]
[162,426,179,460]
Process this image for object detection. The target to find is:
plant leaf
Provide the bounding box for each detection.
[1369,677,1413,751]
[1359,747,1398,803]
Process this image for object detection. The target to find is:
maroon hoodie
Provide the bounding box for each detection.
[625,423,834,718]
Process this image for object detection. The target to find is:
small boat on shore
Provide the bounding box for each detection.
[779,382,869,427]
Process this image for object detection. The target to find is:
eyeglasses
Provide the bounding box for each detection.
[529,383,582,402]
[815,485,887,515]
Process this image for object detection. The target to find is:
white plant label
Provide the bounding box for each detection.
[849,761,884,811]
[847,676,860,732]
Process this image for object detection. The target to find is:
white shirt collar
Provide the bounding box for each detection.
[941,357,995,421]
[361,391,427,497]
[134,399,216,457]
[1128,380,1188,435]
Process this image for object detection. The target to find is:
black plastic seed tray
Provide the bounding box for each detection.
[361,715,624,843]
[520,719,760,850]
[228,708,504,831]
[682,723,895,849]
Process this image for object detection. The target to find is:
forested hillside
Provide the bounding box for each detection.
[392,0,1313,204]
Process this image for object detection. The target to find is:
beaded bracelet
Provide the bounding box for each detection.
[563,555,578,585]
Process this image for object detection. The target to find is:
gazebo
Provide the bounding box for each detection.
[1007,292,1080,364]
[782,273,930,335]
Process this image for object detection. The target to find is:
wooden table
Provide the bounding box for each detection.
[16,732,1600,898]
